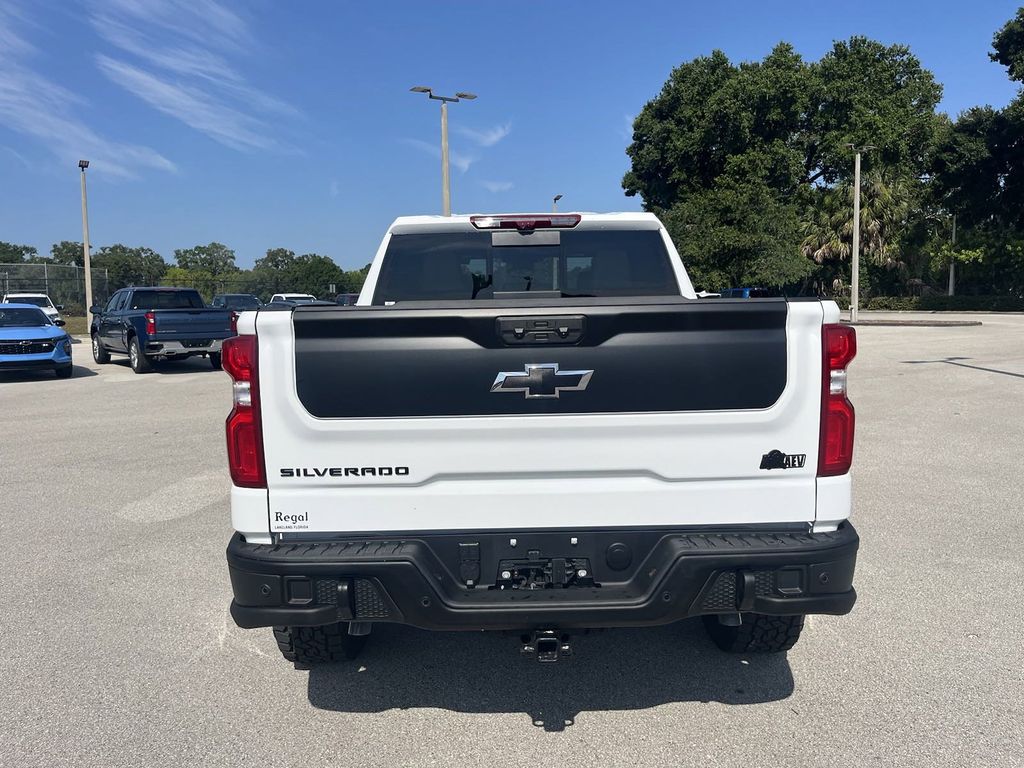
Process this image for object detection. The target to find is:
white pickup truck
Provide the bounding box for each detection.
[223,212,858,666]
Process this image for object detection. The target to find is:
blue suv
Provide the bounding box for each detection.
[0,303,73,378]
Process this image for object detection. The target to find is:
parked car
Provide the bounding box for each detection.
[222,211,859,667]
[1,293,64,325]
[89,287,233,374]
[0,303,73,378]
[211,293,263,311]
[269,293,317,304]
[262,300,335,311]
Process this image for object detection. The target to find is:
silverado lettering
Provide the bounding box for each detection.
[279,466,410,478]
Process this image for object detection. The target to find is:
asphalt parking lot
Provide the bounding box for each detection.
[2,314,1022,767]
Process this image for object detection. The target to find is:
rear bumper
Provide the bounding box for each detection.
[145,338,224,356]
[227,523,858,631]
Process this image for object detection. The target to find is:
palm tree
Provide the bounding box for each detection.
[801,172,911,268]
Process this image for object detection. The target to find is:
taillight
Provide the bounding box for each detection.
[145,311,156,336]
[818,324,857,477]
[222,334,266,488]
[470,214,581,230]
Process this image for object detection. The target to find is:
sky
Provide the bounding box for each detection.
[1,1,1021,270]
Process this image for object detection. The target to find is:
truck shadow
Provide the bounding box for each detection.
[106,358,223,375]
[307,620,795,731]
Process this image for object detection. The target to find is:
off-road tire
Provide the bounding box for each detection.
[273,623,368,666]
[91,334,110,364]
[209,351,222,369]
[55,365,73,379]
[128,336,152,374]
[702,613,804,653]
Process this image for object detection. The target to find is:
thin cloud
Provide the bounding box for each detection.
[456,122,511,147]
[90,0,298,152]
[481,180,513,193]
[0,4,174,178]
[0,2,35,58]
[98,0,252,51]
[401,138,477,173]
[2,145,34,170]
[329,180,340,198]
[97,55,276,151]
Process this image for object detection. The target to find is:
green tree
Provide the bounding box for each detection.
[93,245,168,288]
[810,37,943,185]
[252,248,351,298]
[255,248,295,272]
[801,173,913,268]
[0,242,38,263]
[624,38,942,204]
[288,253,345,296]
[662,173,810,290]
[927,8,1024,294]
[161,265,217,299]
[991,7,1024,82]
[623,38,942,293]
[342,263,371,294]
[51,241,85,266]
[174,242,238,275]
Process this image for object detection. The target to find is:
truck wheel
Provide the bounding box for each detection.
[702,614,804,653]
[92,334,110,364]
[209,351,222,369]
[128,336,152,374]
[272,623,368,666]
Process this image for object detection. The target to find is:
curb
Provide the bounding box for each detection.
[842,319,983,327]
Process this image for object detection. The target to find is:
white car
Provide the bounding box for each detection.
[269,293,317,304]
[1,293,64,325]
[222,212,859,666]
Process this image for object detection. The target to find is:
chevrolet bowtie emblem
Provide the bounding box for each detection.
[490,363,594,399]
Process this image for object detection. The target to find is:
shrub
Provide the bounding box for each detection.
[813,295,1024,311]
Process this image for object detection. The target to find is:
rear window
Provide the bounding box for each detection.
[226,295,261,309]
[129,290,204,310]
[5,296,51,308]
[373,230,679,304]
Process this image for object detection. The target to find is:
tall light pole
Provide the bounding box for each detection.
[410,86,476,216]
[79,160,94,317]
[948,215,957,296]
[845,144,875,323]
[926,211,959,297]
[552,194,563,212]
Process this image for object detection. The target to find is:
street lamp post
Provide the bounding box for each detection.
[926,211,958,297]
[948,215,957,296]
[845,144,875,323]
[409,86,477,216]
[552,194,563,213]
[79,160,94,317]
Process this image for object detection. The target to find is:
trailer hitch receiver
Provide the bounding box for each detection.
[521,630,572,662]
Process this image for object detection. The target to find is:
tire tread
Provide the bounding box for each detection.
[272,623,367,666]
[703,613,804,653]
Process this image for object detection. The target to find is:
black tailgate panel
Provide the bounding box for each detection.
[291,298,789,418]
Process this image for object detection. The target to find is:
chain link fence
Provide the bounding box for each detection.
[1,263,365,313]
[0,263,111,316]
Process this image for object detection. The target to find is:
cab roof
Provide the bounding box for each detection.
[387,211,662,235]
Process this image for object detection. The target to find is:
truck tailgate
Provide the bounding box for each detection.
[153,309,232,338]
[256,298,825,534]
